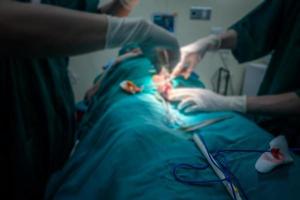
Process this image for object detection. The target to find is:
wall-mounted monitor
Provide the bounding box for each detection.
[152,13,177,33]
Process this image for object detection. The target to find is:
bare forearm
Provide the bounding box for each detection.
[0,1,108,57]
[98,1,131,17]
[247,93,300,115]
[205,30,237,51]
[219,29,238,50]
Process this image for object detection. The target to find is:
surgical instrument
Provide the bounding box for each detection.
[193,134,243,200]
[179,115,233,132]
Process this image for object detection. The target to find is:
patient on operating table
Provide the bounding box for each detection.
[85,47,143,103]
[75,45,143,122]
[76,44,178,123]
[84,45,175,102]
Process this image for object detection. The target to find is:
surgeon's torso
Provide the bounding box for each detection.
[0,0,102,199]
[259,0,300,96]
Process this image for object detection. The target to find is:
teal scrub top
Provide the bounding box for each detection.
[0,0,99,199]
[229,0,300,145]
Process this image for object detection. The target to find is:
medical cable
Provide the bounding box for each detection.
[193,134,242,200]
[172,135,300,200]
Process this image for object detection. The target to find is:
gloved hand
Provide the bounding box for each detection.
[171,35,221,79]
[106,16,180,70]
[169,88,247,113]
[117,0,139,10]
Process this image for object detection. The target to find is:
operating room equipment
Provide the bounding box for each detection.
[152,12,176,33]
[210,51,232,96]
[255,135,294,173]
[157,49,173,74]
[179,115,233,132]
[216,67,230,95]
[173,114,284,200]
[176,115,242,199]
[174,134,300,200]
[216,51,232,95]
[192,134,243,200]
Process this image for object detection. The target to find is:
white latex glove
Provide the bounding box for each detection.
[117,0,139,10]
[172,35,221,79]
[106,16,180,70]
[169,88,247,113]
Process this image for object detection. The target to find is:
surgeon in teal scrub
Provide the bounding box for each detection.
[171,0,300,145]
[0,0,180,199]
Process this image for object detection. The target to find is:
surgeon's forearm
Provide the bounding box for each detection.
[217,29,238,50]
[0,1,108,57]
[98,1,131,17]
[247,93,300,115]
